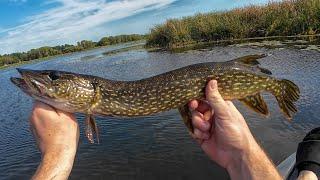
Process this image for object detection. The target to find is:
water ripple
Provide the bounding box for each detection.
[0,44,319,179]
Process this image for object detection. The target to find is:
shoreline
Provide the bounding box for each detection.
[147,34,320,52]
[2,35,319,70]
[0,41,145,70]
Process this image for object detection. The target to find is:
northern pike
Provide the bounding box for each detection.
[11,54,300,143]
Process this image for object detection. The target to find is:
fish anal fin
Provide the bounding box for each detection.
[178,104,194,133]
[85,114,100,144]
[239,93,269,117]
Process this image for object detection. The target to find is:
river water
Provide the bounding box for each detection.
[0,43,319,179]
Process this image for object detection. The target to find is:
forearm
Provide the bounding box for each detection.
[32,146,76,180]
[227,140,282,180]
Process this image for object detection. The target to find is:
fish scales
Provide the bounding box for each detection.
[94,63,269,116]
[11,54,300,143]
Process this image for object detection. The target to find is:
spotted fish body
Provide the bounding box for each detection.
[11,54,300,143]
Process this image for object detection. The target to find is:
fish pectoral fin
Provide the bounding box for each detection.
[239,93,269,116]
[178,104,194,133]
[85,115,94,143]
[85,114,100,144]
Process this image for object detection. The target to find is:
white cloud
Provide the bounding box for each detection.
[0,0,177,54]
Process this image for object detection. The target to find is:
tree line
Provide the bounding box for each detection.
[146,0,320,48]
[0,34,146,67]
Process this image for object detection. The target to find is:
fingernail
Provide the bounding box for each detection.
[204,111,211,121]
[210,80,216,90]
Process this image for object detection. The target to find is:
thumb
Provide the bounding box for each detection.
[206,80,229,117]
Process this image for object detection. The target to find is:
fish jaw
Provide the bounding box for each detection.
[11,70,69,110]
[12,68,52,97]
[11,68,97,113]
[10,77,33,96]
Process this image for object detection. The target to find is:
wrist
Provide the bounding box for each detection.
[42,145,77,171]
[226,139,260,179]
[33,146,76,180]
[42,143,77,156]
[226,139,281,180]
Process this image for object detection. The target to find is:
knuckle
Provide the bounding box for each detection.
[209,95,223,103]
[194,129,203,138]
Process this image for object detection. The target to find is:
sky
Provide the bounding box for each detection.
[0,0,272,54]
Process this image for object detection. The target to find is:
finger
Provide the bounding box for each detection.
[192,111,211,131]
[33,101,55,112]
[56,109,76,121]
[29,125,37,138]
[193,129,210,140]
[195,100,211,114]
[189,100,211,114]
[206,80,230,118]
[188,100,199,110]
[225,101,243,118]
[203,109,212,121]
[189,132,205,144]
[33,100,75,119]
[196,138,204,145]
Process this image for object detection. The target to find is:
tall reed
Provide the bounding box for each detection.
[146,0,320,48]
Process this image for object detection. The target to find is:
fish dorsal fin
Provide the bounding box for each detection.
[232,54,267,65]
[239,93,269,116]
[231,54,272,75]
[258,67,272,75]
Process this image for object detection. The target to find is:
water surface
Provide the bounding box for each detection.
[1,43,319,179]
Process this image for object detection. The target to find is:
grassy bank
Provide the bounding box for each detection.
[146,0,320,49]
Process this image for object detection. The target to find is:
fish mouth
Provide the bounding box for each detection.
[10,77,33,96]
[11,68,51,97]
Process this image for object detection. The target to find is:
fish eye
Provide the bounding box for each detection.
[48,71,60,81]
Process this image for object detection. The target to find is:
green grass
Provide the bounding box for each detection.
[146,0,320,49]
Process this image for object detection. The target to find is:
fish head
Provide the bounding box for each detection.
[11,68,96,112]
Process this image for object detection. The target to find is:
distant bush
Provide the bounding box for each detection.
[146,0,320,48]
[0,34,146,67]
[97,34,146,46]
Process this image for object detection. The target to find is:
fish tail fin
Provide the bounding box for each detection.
[273,79,300,120]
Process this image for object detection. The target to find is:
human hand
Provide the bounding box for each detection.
[189,80,281,179]
[189,80,256,168]
[30,101,79,180]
